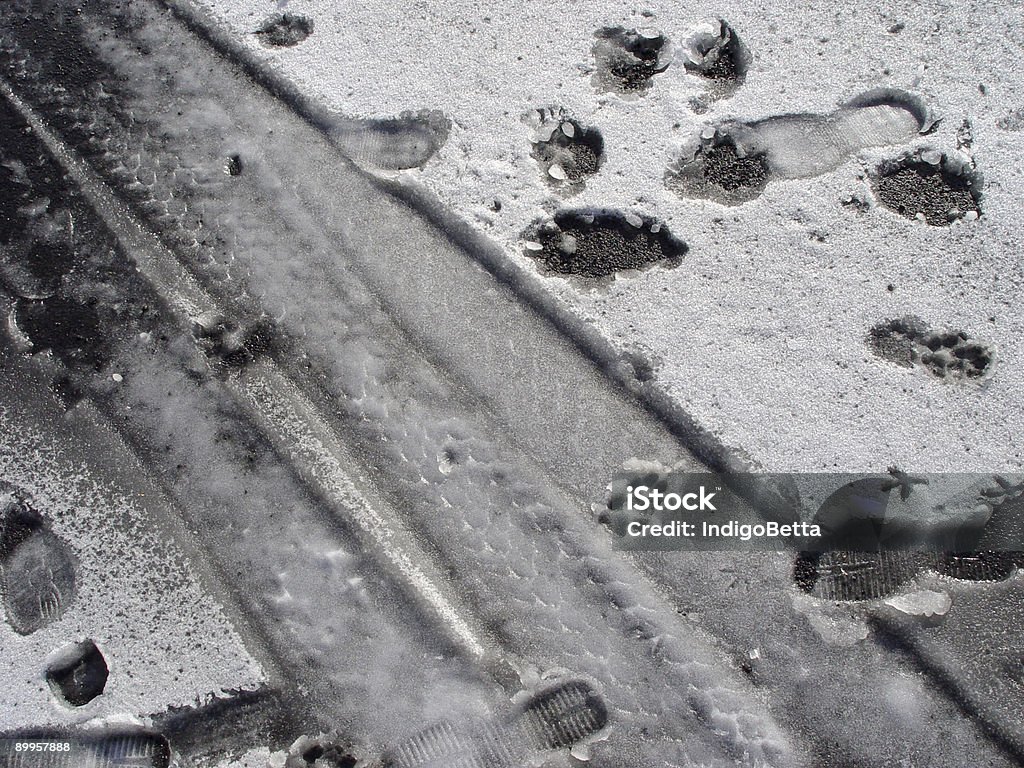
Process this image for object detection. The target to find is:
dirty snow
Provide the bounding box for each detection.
[0,345,264,729]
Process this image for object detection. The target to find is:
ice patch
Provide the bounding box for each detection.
[884,589,952,618]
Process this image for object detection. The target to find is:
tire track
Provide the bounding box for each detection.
[0,1,797,765]
[2,2,1019,767]
[0,100,494,758]
[3,76,492,669]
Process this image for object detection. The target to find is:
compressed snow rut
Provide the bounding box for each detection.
[0,1,800,766]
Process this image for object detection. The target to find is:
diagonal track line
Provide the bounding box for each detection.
[1,77,494,668]
[0,4,801,762]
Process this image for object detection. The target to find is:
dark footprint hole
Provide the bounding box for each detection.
[255,13,314,47]
[302,745,325,763]
[592,26,670,94]
[13,294,109,370]
[666,132,769,204]
[868,316,993,379]
[225,154,243,177]
[874,151,982,225]
[792,551,821,594]
[531,116,604,189]
[523,210,686,279]
[300,739,357,767]
[681,19,750,83]
[192,313,275,371]
[46,639,109,707]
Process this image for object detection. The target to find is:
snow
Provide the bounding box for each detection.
[885,588,953,617]
[193,0,1024,472]
[2,2,1020,763]
[0,346,265,730]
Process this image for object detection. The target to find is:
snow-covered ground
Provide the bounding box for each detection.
[2,2,1022,766]
[195,0,1024,473]
[0,340,264,730]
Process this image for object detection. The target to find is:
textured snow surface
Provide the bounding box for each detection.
[0,4,797,761]
[2,2,1022,765]
[211,747,276,767]
[0,348,264,729]
[196,0,1024,472]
